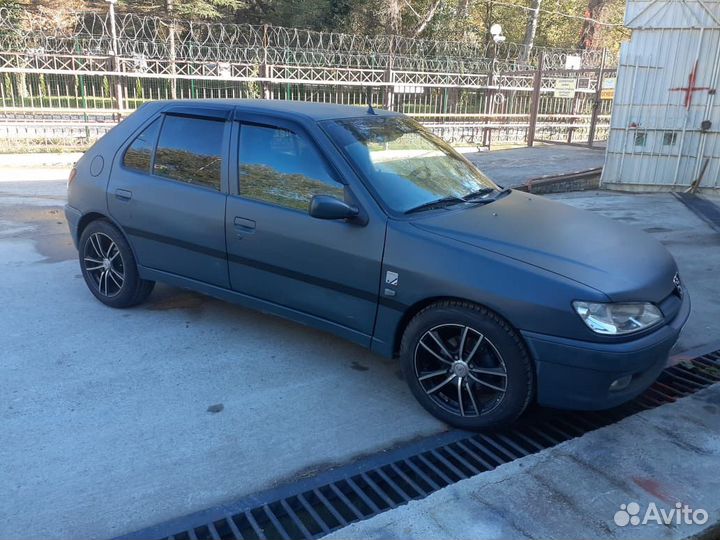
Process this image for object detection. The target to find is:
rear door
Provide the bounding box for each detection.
[108,106,231,288]
[225,113,386,342]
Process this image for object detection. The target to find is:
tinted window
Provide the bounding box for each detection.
[153,115,224,191]
[123,118,160,173]
[238,125,344,211]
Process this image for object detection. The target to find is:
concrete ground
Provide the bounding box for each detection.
[327,383,720,540]
[0,176,445,538]
[467,144,606,188]
[1,162,719,539]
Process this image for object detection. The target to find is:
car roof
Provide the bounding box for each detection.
[154,99,401,121]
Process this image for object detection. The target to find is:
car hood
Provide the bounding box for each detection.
[410,191,677,302]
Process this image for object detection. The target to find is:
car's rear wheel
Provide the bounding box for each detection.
[400,300,533,430]
[79,220,154,308]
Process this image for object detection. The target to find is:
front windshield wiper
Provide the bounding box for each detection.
[462,187,497,201]
[404,187,512,215]
[404,195,467,214]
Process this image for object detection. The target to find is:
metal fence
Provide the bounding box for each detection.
[0,8,617,152]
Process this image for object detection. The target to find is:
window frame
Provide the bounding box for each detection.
[633,130,647,148]
[232,113,348,214]
[119,107,232,194]
[318,115,498,220]
[662,131,677,146]
[121,116,162,175]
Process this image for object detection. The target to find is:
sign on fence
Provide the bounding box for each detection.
[393,85,424,94]
[553,78,577,98]
[601,77,616,100]
[565,55,582,70]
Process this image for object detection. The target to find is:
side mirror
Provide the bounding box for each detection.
[309,195,359,221]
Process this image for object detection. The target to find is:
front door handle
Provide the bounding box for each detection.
[115,189,132,201]
[233,216,256,235]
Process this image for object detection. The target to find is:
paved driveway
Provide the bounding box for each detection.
[0,177,445,539]
[1,172,718,539]
[467,144,606,187]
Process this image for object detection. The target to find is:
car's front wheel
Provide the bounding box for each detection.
[79,220,154,308]
[401,301,534,430]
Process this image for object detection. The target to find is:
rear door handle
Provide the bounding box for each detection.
[115,189,132,201]
[233,216,256,235]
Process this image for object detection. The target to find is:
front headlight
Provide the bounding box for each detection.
[572,301,663,335]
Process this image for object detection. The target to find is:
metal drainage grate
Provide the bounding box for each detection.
[120,347,720,540]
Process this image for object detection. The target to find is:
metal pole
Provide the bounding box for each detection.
[75,41,90,140]
[167,0,178,100]
[260,24,270,100]
[383,35,396,111]
[587,48,606,147]
[673,28,706,186]
[527,51,543,147]
[107,0,124,114]
[483,45,499,149]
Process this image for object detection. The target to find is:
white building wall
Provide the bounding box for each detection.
[602,0,720,190]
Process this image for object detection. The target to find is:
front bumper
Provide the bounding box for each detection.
[522,292,691,410]
[64,204,82,250]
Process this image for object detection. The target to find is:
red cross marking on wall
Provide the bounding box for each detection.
[670,60,713,109]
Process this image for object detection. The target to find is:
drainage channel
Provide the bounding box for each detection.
[674,192,720,233]
[120,347,720,540]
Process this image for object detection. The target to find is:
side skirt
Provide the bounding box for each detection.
[139,266,373,349]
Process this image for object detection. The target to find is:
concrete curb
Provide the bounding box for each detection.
[515,167,603,194]
[323,383,720,540]
[0,153,82,168]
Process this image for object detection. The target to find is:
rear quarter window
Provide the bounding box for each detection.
[123,118,161,173]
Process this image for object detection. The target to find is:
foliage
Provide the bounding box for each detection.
[3,73,13,99]
[116,0,242,20]
[11,0,629,52]
[38,73,47,97]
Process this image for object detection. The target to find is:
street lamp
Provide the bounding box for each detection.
[490,24,506,44]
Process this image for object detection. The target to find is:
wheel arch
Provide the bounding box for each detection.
[76,212,140,264]
[392,296,528,358]
[76,211,109,243]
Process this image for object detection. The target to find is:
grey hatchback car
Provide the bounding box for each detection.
[66,99,690,429]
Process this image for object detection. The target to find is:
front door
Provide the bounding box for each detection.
[108,107,231,288]
[225,116,386,343]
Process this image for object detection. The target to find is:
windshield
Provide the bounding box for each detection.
[322,116,498,213]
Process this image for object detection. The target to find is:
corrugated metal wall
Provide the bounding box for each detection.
[602,0,720,190]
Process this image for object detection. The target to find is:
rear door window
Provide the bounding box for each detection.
[123,118,161,173]
[153,115,224,191]
[238,124,344,211]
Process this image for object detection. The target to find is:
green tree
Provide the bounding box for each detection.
[6,0,629,52]
[116,0,242,20]
[323,0,353,31]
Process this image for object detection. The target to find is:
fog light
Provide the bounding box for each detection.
[609,375,632,391]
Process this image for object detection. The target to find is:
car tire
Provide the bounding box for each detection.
[79,219,154,308]
[400,300,534,430]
